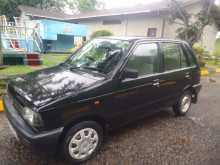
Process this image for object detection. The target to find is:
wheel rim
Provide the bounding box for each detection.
[68,128,99,160]
[181,94,191,113]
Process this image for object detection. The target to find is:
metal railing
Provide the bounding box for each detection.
[0,15,42,53]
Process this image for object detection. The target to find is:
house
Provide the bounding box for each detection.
[33,19,87,53]
[19,0,219,53]
[18,6,87,53]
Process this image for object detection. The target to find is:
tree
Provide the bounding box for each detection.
[210,4,220,28]
[76,0,97,12]
[91,30,113,39]
[68,0,104,13]
[36,0,66,10]
[169,0,215,46]
[0,0,103,20]
[0,0,67,20]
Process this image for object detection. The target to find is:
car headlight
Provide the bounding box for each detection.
[22,107,44,128]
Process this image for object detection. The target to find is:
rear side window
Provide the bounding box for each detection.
[126,43,159,76]
[179,46,188,68]
[183,44,197,66]
[161,43,188,71]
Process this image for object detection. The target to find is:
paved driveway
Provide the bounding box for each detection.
[0,75,220,165]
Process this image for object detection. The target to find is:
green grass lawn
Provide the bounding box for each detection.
[0,65,33,77]
[42,53,70,67]
[206,60,220,68]
[0,53,70,98]
[0,53,70,77]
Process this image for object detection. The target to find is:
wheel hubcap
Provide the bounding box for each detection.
[68,128,99,160]
[181,94,191,113]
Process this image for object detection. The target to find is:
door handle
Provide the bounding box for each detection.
[185,72,191,79]
[153,82,160,87]
[152,79,160,87]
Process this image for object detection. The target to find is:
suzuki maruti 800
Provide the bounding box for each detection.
[4,37,201,163]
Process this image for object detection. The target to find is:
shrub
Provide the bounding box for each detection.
[90,30,113,39]
[213,38,220,64]
[192,43,207,67]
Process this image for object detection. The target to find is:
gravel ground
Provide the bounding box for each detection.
[1,75,220,165]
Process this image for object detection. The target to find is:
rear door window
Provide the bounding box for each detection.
[161,43,189,71]
[179,45,188,68]
[183,44,197,66]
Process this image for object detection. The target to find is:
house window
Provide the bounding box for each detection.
[103,20,121,25]
[147,28,157,37]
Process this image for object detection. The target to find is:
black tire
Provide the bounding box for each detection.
[62,121,103,164]
[173,91,192,116]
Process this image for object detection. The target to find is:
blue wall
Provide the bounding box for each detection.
[33,19,87,52]
[45,34,75,52]
[34,19,87,40]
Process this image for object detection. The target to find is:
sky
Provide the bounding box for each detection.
[65,0,220,14]
[102,0,163,9]
[65,0,163,14]
[102,0,220,9]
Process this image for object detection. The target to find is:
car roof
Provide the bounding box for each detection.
[98,36,187,44]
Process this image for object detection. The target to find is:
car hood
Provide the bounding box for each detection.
[9,65,105,107]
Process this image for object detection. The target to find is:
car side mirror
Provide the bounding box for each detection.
[122,68,138,79]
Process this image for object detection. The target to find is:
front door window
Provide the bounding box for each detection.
[125,43,159,77]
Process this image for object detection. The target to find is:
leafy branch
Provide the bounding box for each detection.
[169,0,215,46]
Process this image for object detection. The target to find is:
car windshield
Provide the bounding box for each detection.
[66,38,131,74]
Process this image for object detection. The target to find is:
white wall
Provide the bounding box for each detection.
[201,25,218,52]
[79,18,127,37]
[80,15,164,39]
[126,15,164,37]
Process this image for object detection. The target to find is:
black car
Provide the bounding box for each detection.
[3,37,201,163]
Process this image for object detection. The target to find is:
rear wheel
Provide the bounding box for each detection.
[62,121,103,164]
[173,91,192,116]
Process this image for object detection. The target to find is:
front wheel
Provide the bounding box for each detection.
[62,121,103,164]
[173,91,192,116]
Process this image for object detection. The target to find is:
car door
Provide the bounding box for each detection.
[111,42,164,123]
[157,42,192,106]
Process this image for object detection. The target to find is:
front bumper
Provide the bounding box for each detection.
[3,95,63,153]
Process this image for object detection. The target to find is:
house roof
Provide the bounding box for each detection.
[67,1,170,21]
[19,0,200,21]
[18,5,72,20]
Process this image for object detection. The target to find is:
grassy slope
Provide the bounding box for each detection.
[0,54,70,77]
[0,65,33,77]
[42,54,70,67]
[0,54,70,98]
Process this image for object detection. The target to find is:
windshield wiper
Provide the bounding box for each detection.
[69,65,81,71]
[60,62,68,66]
[81,66,101,72]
